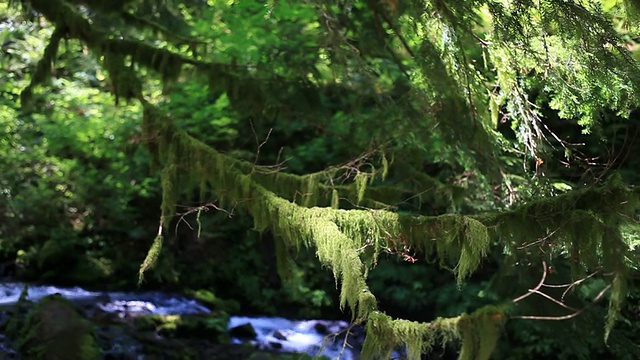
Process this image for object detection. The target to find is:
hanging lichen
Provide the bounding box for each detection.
[138,234,163,286]
[331,189,340,209]
[274,236,294,283]
[139,109,638,355]
[160,160,179,223]
[20,26,64,110]
[20,1,640,356]
[458,218,490,282]
[360,311,480,360]
[381,153,389,181]
[303,173,320,207]
[355,172,369,204]
[457,307,507,360]
[59,73,640,360]
[361,312,397,360]
[433,316,462,346]
[605,274,627,342]
[392,318,436,360]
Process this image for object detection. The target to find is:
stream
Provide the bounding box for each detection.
[0,282,362,359]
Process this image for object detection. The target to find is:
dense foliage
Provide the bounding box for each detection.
[2,0,640,358]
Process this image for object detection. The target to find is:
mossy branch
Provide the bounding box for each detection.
[20,26,64,110]
[138,222,164,286]
[141,100,640,357]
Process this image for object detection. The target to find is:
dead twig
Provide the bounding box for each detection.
[512,261,609,321]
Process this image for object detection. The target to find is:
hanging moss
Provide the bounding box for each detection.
[141,106,638,355]
[357,289,378,321]
[458,306,507,360]
[355,172,369,204]
[303,173,320,207]
[361,312,396,360]
[392,319,436,360]
[19,1,640,358]
[361,312,471,360]
[102,52,143,103]
[140,102,401,212]
[331,189,340,209]
[454,217,490,284]
[20,26,64,110]
[606,274,627,342]
[138,234,163,285]
[54,43,636,360]
[433,316,462,347]
[274,236,294,283]
[160,162,178,222]
[381,153,389,181]
[392,213,491,284]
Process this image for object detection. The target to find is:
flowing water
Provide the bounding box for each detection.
[0,282,361,359]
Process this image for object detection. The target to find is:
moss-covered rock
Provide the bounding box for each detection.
[188,289,240,313]
[133,313,229,342]
[19,294,100,360]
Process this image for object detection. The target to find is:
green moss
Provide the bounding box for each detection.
[138,234,163,285]
[134,314,228,341]
[19,295,100,360]
[17,0,640,358]
[138,100,639,359]
[331,189,340,209]
[355,172,368,204]
[361,312,396,360]
[361,311,467,360]
[458,306,507,360]
[20,26,64,110]
[606,274,628,342]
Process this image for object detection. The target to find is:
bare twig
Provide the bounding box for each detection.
[517,223,565,250]
[512,261,610,321]
[511,284,611,321]
[174,202,233,236]
[308,320,360,360]
[527,289,578,311]
[542,269,600,301]
[336,322,358,360]
[249,118,273,165]
[513,260,548,303]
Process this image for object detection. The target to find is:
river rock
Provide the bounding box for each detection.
[19,294,101,359]
[272,329,288,340]
[229,322,257,339]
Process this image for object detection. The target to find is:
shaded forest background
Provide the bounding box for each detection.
[1,0,640,359]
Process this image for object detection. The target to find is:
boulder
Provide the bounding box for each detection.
[228,322,257,339]
[19,294,100,359]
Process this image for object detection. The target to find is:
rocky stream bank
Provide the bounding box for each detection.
[0,283,363,359]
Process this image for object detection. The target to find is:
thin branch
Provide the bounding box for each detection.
[517,224,565,249]
[173,202,233,235]
[527,289,578,311]
[512,261,611,322]
[541,269,600,301]
[336,322,358,360]
[513,260,548,303]
[511,311,585,321]
[250,118,273,166]
[511,284,611,321]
